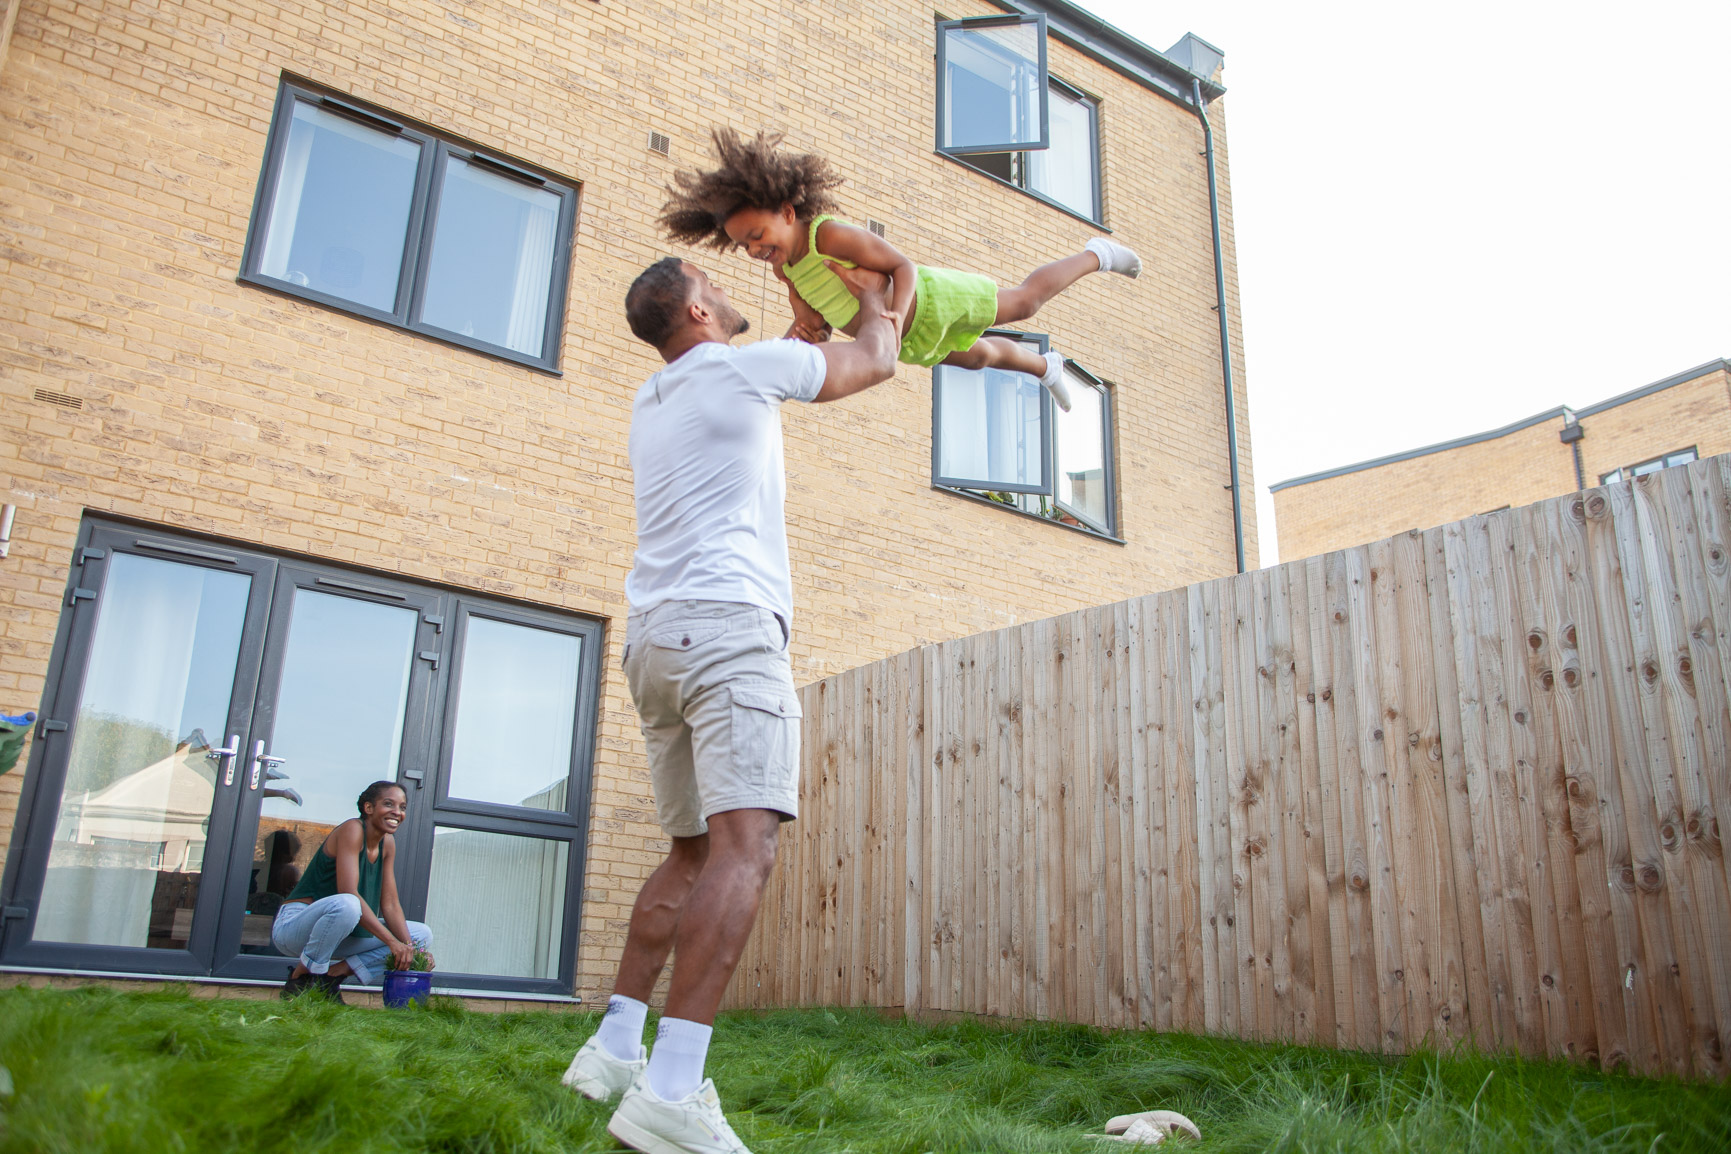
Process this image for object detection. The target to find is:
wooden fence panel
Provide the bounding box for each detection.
[722,461,1731,1078]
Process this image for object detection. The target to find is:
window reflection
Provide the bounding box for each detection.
[446,617,580,811]
[425,827,568,979]
[36,555,250,949]
[419,157,562,356]
[942,20,1044,153]
[242,589,418,954]
[257,101,422,312]
[936,353,1045,490]
[1055,371,1109,531]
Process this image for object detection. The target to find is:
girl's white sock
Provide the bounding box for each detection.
[595,994,649,1060]
[646,1016,713,1101]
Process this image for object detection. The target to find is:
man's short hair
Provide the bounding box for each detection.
[625,257,695,347]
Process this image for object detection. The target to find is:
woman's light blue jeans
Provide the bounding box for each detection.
[270,894,434,985]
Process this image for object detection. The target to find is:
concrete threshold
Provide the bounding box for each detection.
[0,964,586,1014]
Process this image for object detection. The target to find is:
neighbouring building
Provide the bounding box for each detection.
[1272,358,1731,563]
[0,0,1253,1001]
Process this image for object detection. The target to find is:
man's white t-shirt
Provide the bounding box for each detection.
[625,338,827,621]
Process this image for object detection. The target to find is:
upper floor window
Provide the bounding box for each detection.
[241,79,578,373]
[1600,446,1697,486]
[935,15,1102,223]
[932,331,1118,539]
[953,79,1100,222]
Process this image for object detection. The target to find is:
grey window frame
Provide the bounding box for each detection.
[1600,444,1699,486]
[0,516,603,997]
[931,333,1120,540]
[949,74,1103,225]
[238,76,579,375]
[935,13,1051,157]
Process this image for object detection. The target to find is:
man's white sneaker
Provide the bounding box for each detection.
[1085,236,1142,279]
[562,1034,647,1101]
[1039,351,1073,412]
[607,1075,752,1154]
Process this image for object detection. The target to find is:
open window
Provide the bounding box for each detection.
[936,14,1050,156]
[953,76,1100,222]
[933,335,1118,539]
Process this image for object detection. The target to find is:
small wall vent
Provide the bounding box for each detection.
[34,389,81,410]
[647,131,671,157]
[867,218,887,238]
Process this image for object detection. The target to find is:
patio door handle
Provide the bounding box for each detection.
[206,734,241,786]
[250,741,287,790]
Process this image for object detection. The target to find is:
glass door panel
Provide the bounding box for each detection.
[33,554,252,951]
[424,826,569,979]
[237,587,420,956]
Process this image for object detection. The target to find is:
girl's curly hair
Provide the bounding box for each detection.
[660,128,843,250]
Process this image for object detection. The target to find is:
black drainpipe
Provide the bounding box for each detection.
[1192,78,1245,574]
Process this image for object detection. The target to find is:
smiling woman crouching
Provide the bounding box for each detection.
[269,780,436,1002]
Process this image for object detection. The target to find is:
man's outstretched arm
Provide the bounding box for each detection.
[813,263,901,403]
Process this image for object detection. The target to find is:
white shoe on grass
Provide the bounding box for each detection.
[1086,236,1142,278]
[562,1034,647,1101]
[1040,351,1073,412]
[607,1074,752,1154]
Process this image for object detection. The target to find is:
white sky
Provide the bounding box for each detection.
[1071,0,1731,563]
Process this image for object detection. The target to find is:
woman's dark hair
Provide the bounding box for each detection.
[660,128,843,250]
[357,780,405,815]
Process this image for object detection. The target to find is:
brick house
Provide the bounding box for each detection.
[1272,358,1731,563]
[0,0,1252,1000]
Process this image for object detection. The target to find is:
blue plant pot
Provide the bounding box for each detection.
[382,969,431,1008]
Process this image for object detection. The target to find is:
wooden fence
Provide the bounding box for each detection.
[728,456,1731,1079]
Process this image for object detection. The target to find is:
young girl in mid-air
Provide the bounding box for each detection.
[659,130,1141,411]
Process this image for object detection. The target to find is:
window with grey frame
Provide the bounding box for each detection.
[1599,445,1698,486]
[931,331,1118,538]
[0,518,603,996]
[240,77,579,372]
[951,77,1101,222]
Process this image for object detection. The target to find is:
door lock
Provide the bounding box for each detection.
[206,734,241,786]
[250,741,287,790]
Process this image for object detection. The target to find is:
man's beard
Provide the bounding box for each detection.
[729,309,751,336]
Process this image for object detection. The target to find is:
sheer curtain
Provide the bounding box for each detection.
[505,197,558,356]
[425,829,569,980]
[36,557,212,947]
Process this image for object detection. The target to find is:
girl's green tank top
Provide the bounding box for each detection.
[286,831,384,912]
[780,214,861,331]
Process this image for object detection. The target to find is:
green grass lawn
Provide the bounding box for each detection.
[0,985,1725,1153]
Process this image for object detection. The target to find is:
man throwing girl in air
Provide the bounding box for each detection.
[659,129,1142,412]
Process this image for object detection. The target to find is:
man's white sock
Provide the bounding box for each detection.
[646,1016,713,1101]
[595,994,649,1061]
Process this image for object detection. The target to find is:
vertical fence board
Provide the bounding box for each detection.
[1587,485,1692,1075]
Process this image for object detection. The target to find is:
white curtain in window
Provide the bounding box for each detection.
[426,828,568,980]
[258,104,319,281]
[1027,87,1096,218]
[36,557,210,948]
[505,195,558,356]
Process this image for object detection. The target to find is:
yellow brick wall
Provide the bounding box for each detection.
[1577,368,1731,485]
[1275,364,1731,563]
[0,0,1253,999]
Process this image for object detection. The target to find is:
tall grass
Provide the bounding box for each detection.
[0,985,1725,1153]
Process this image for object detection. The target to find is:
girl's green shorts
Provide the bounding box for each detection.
[899,266,1000,368]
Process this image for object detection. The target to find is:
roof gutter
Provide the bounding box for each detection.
[1192,77,1245,574]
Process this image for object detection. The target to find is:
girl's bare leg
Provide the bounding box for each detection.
[941,336,1048,377]
[993,251,1102,324]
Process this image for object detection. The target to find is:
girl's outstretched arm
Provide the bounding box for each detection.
[815,219,917,338]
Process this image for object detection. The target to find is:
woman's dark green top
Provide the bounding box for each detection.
[286,831,384,912]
